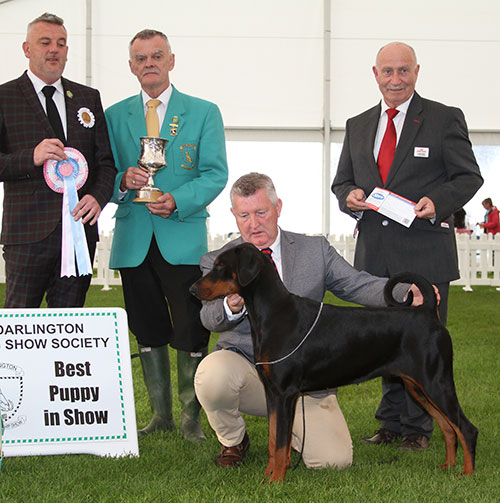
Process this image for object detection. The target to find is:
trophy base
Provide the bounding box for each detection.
[133,187,163,204]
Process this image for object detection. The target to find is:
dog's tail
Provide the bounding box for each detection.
[384,272,437,312]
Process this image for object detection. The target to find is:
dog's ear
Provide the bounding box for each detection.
[235,244,264,287]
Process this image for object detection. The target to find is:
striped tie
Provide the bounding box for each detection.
[260,247,277,270]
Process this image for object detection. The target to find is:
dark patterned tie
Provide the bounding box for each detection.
[42,85,65,143]
[260,247,277,270]
[377,108,399,184]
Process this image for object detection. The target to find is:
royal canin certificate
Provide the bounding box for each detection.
[365,188,416,228]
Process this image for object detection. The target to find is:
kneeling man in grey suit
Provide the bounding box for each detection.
[194,172,426,469]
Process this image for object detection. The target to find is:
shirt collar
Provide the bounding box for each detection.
[379,93,414,118]
[265,227,281,261]
[141,84,173,108]
[27,69,64,96]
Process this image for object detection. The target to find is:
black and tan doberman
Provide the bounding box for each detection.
[190,242,478,483]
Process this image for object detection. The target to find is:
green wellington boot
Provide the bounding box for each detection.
[137,345,176,438]
[177,349,208,442]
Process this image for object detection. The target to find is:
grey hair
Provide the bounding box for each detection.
[129,29,171,56]
[230,172,278,208]
[27,12,65,33]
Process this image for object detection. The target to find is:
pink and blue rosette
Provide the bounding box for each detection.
[44,147,92,277]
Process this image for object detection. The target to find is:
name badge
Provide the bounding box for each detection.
[414,147,429,158]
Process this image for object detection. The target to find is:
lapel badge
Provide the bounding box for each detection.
[77,107,95,128]
[66,90,73,99]
[170,116,179,136]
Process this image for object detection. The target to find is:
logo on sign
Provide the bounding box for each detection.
[0,362,26,430]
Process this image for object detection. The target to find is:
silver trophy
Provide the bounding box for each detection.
[133,136,168,203]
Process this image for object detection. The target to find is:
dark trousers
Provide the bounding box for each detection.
[3,223,96,308]
[376,282,450,437]
[119,237,209,352]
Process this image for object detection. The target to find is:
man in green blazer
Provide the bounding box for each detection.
[105,29,228,441]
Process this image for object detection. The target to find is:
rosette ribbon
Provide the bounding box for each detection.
[56,158,92,277]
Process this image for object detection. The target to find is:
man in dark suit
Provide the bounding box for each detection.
[0,12,115,308]
[332,42,483,450]
[194,172,427,470]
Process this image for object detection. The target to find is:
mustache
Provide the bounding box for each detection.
[141,68,160,77]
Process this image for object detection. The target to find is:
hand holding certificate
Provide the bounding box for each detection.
[365,187,416,228]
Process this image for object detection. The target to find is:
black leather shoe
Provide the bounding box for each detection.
[215,432,250,467]
[398,434,430,451]
[361,428,402,445]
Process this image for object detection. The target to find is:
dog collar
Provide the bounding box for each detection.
[255,303,324,366]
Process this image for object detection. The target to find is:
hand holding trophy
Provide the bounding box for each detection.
[133,136,168,203]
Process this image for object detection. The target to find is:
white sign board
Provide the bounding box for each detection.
[0,308,138,458]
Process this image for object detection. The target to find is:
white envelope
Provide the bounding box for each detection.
[365,187,416,228]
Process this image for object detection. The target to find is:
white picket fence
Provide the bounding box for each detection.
[328,232,500,291]
[453,232,500,290]
[0,231,498,291]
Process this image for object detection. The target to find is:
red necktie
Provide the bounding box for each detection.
[377,108,399,184]
[260,248,277,270]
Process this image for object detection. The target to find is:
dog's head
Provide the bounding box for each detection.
[190,243,266,301]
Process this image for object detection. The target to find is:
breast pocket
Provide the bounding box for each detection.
[174,142,198,174]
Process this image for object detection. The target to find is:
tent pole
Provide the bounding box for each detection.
[322,0,332,236]
[86,0,92,87]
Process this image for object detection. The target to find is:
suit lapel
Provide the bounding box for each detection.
[162,86,186,155]
[280,230,295,288]
[126,94,146,154]
[361,104,384,187]
[18,71,53,137]
[386,93,424,185]
[62,78,79,145]
[123,87,186,155]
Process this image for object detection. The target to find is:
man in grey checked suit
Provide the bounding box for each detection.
[332,42,483,450]
[194,172,425,470]
[0,13,115,308]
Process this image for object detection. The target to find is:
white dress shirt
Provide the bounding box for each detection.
[27,69,67,138]
[373,94,414,161]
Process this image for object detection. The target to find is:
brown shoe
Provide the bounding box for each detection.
[361,428,402,445]
[398,434,430,451]
[215,432,250,467]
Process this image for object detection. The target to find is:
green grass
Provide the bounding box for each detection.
[1,284,499,502]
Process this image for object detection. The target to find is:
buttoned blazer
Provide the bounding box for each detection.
[332,92,483,283]
[0,71,116,245]
[105,86,228,268]
[199,230,400,362]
